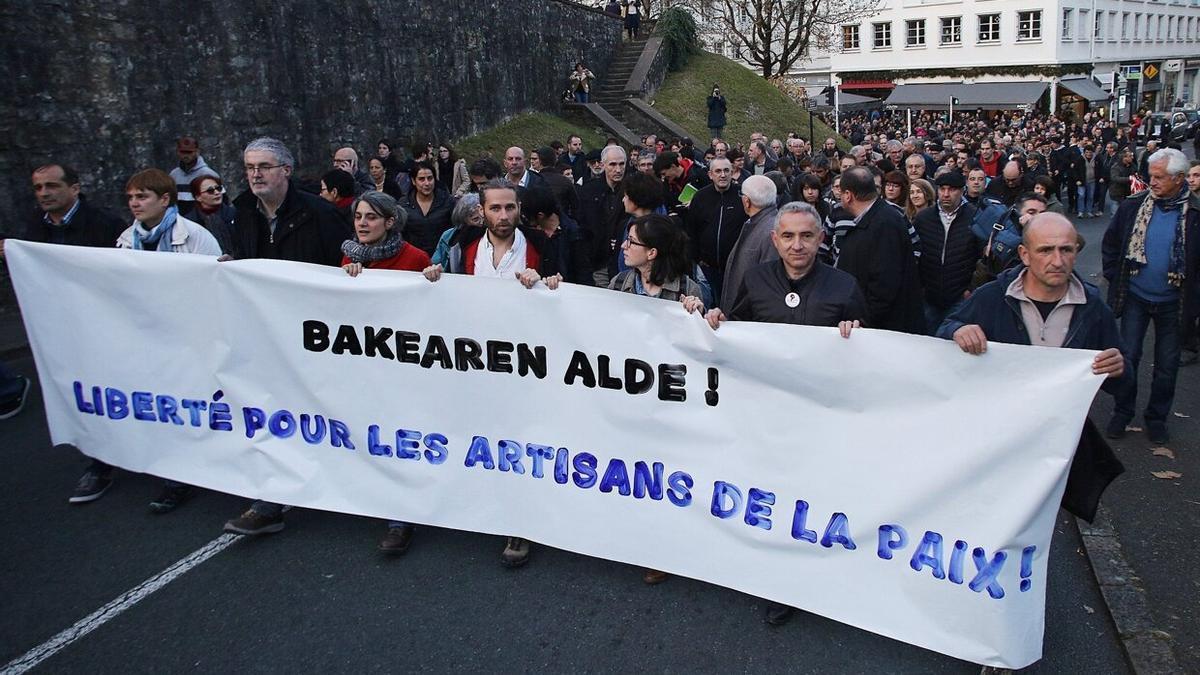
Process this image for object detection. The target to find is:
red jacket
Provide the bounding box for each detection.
[341,242,431,272]
[460,235,541,275]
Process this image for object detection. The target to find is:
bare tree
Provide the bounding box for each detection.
[685,0,881,79]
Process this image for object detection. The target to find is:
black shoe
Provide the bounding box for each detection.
[378,525,415,555]
[149,484,194,514]
[223,508,285,535]
[69,470,113,504]
[0,376,31,420]
[1147,422,1169,445]
[1181,350,1198,366]
[765,602,795,626]
[1104,417,1128,440]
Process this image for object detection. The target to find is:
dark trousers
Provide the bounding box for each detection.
[1113,294,1181,425]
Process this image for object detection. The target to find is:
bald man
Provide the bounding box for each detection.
[503,146,545,189]
[332,146,374,195]
[936,212,1127,520]
[983,160,1035,207]
[938,213,1125,369]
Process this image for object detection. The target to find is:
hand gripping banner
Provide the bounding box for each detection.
[7,241,1104,668]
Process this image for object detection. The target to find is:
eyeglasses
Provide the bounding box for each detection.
[244,164,284,175]
[200,185,225,195]
[626,237,649,248]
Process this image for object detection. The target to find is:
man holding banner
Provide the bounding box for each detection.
[706,200,866,624]
[938,213,1126,523]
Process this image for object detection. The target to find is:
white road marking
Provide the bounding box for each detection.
[1,533,242,674]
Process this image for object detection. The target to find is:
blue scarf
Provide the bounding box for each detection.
[132,206,179,251]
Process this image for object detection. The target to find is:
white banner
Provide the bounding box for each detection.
[7,240,1105,668]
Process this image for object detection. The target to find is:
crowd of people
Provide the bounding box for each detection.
[0,104,1197,630]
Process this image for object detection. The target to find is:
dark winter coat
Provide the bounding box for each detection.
[400,187,456,257]
[233,182,351,266]
[729,259,867,328]
[684,183,746,272]
[912,202,983,309]
[20,196,125,249]
[706,95,727,129]
[833,199,925,333]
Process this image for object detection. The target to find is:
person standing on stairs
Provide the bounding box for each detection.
[623,0,640,40]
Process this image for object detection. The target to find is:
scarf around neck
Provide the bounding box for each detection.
[132,206,179,251]
[1126,187,1189,288]
[341,229,404,264]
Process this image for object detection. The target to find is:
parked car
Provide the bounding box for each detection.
[1146,111,1191,143]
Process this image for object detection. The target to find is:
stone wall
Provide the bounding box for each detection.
[0,0,620,231]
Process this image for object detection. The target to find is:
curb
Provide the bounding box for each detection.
[1077,504,1184,674]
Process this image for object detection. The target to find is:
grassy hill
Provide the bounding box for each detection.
[453,113,608,160]
[650,51,847,150]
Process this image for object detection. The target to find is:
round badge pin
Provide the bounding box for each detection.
[785,292,800,308]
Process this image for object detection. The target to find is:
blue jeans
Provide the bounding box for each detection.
[574,91,589,104]
[1076,182,1096,214]
[1113,294,1181,425]
[924,297,967,336]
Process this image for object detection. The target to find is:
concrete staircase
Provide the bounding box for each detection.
[563,22,694,146]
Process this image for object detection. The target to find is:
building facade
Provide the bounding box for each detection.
[831,0,1200,119]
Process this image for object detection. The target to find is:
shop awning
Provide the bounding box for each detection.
[816,92,882,111]
[841,80,894,91]
[884,81,1049,111]
[1059,77,1110,102]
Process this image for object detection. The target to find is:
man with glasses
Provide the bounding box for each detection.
[224,138,351,535]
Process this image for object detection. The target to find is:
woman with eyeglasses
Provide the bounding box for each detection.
[188,175,239,258]
[607,213,704,585]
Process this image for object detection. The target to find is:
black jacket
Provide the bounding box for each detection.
[833,199,925,333]
[400,187,456,257]
[21,196,124,249]
[912,203,983,309]
[730,260,866,328]
[576,177,625,268]
[234,182,351,266]
[706,95,727,128]
[684,184,745,272]
[982,175,1034,207]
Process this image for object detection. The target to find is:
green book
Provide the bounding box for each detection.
[678,183,699,206]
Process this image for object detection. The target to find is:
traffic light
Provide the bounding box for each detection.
[952,97,961,106]
[825,88,835,107]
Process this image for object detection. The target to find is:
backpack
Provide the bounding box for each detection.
[969,201,1022,288]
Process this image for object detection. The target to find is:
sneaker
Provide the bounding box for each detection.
[148,484,194,514]
[1077,212,1086,219]
[1147,421,1169,445]
[0,376,32,420]
[378,525,415,555]
[500,537,531,567]
[765,602,796,626]
[223,508,285,535]
[68,470,113,504]
[1104,417,1128,440]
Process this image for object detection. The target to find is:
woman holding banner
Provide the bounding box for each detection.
[607,213,705,585]
[338,190,432,554]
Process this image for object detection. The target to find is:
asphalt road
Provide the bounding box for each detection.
[0,343,1131,672]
